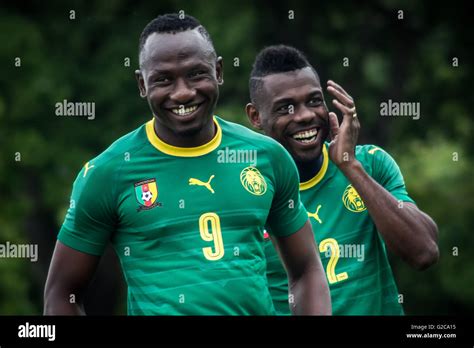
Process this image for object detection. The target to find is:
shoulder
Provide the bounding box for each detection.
[355,144,402,179]
[78,123,148,179]
[355,144,395,163]
[355,144,387,157]
[217,116,289,156]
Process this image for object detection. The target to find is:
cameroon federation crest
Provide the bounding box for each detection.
[240,166,267,196]
[342,184,366,213]
[134,179,160,210]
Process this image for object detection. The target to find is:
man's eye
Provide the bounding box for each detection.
[309,98,322,106]
[189,71,205,78]
[277,105,290,113]
[150,75,171,84]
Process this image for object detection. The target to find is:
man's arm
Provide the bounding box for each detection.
[326,80,439,270]
[339,162,438,270]
[273,220,331,315]
[44,241,100,315]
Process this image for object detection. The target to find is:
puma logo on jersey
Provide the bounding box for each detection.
[368,147,381,155]
[189,175,215,194]
[308,204,323,224]
[83,162,95,177]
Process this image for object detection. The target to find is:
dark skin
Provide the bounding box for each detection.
[247,67,439,271]
[135,29,222,147]
[44,30,331,315]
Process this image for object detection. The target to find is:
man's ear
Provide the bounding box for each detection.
[135,70,147,98]
[216,56,224,85]
[246,103,263,130]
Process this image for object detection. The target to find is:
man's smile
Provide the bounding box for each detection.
[290,127,319,144]
[162,101,206,122]
[166,102,203,116]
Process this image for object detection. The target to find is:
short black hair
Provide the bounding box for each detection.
[138,13,216,65]
[249,45,319,105]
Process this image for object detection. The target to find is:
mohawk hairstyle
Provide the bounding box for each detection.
[249,45,318,105]
[138,13,216,64]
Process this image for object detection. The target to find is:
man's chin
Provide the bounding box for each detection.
[173,123,206,137]
[157,110,214,136]
[290,146,323,164]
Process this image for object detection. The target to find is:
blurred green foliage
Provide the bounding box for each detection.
[0,0,472,314]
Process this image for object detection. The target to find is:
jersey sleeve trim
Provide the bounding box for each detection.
[57,226,106,256]
[268,202,308,238]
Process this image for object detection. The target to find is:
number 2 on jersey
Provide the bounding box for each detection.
[319,238,348,284]
[199,212,224,261]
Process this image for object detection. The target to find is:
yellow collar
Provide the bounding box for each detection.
[146,117,222,157]
[299,144,329,191]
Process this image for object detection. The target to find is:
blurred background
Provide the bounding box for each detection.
[0,0,472,315]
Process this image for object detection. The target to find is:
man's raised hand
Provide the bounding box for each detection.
[326,80,360,168]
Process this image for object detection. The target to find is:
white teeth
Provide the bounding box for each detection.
[171,105,198,116]
[300,136,316,143]
[292,129,317,140]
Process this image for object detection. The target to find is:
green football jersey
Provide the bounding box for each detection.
[58,116,308,315]
[265,143,414,315]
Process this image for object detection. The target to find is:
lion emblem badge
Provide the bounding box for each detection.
[342,184,366,212]
[240,166,267,196]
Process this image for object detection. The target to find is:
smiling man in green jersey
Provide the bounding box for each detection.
[43,17,331,315]
[246,45,439,315]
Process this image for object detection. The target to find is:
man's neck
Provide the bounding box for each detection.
[296,154,324,183]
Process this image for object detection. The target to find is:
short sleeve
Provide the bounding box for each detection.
[370,147,415,204]
[265,144,308,237]
[58,162,117,256]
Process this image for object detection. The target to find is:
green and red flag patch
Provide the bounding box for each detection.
[134,179,159,210]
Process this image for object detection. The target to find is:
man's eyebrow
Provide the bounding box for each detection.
[187,62,213,70]
[272,90,323,106]
[272,88,323,105]
[272,97,296,106]
[308,90,323,97]
[148,61,212,74]
[148,69,170,75]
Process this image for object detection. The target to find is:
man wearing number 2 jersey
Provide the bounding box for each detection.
[43,16,331,315]
[246,45,439,315]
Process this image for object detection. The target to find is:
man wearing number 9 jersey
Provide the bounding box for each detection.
[246,45,439,315]
[43,16,331,315]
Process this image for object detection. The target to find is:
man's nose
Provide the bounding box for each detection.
[292,105,314,123]
[170,79,196,104]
